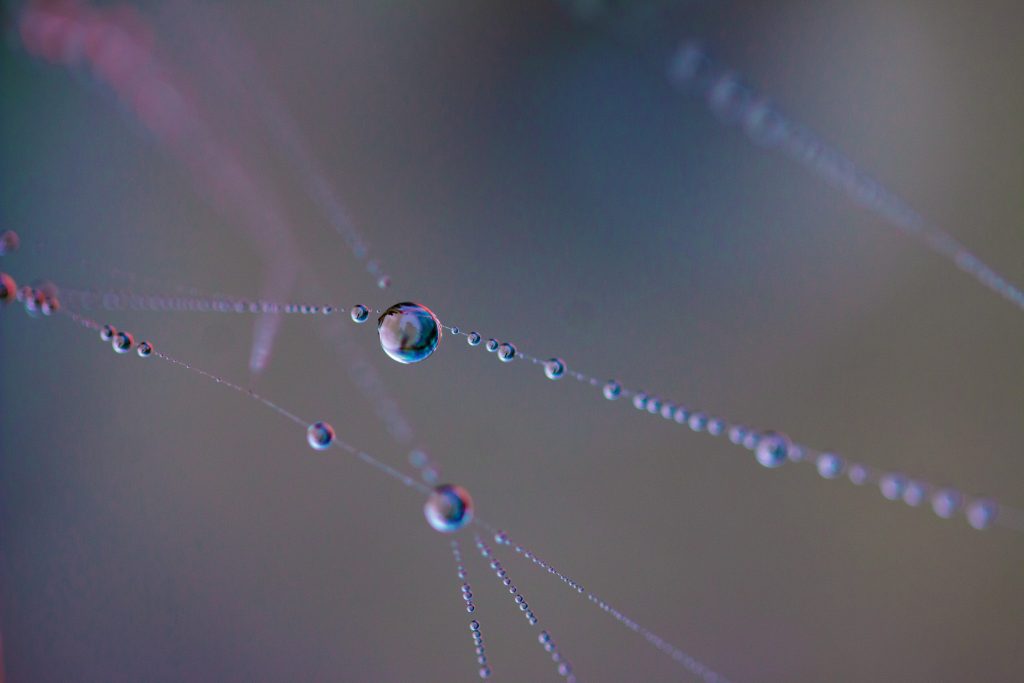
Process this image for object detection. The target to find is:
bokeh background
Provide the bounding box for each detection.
[2,1,1024,681]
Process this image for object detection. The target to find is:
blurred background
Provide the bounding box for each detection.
[2,1,1023,681]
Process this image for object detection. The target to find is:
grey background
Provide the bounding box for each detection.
[2,1,1023,681]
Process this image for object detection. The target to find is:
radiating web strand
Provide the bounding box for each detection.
[665,40,1024,315]
[473,535,578,682]
[60,307,430,495]
[58,304,724,678]
[58,283,1018,533]
[441,322,1016,534]
[485,529,731,683]
[450,539,492,679]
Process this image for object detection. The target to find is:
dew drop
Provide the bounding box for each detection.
[376,302,441,364]
[816,453,845,479]
[754,431,790,468]
[544,358,566,380]
[966,498,998,530]
[902,481,927,507]
[0,230,19,256]
[497,342,517,362]
[879,473,907,501]
[602,380,621,400]
[100,324,117,342]
[847,463,870,486]
[136,341,153,358]
[306,421,335,450]
[424,484,474,533]
[485,338,499,353]
[350,304,370,323]
[112,331,134,354]
[930,488,962,519]
[467,332,482,346]
[0,273,16,303]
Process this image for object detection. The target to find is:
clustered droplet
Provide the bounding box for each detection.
[424,483,474,533]
[15,281,60,317]
[469,619,491,679]
[306,421,335,450]
[377,302,441,364]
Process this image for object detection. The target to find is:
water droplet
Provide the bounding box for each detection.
[451,326,460,335]
[632,393,649,411]
[376,302,441,364]
[485,338,499,353]
[136,341,153,358]
[667,42,712,86]
[602,380,621,400]
[424,484,474,533]
[966,498,998,530]
[787,445,807,463]
[879,473,907,501]
[754,431,790,468]
[544,358,566,380]
[377,275,391,289]
[728,425,747,444]
[100,324,117,342]
[497,342,516,362]
[350,304,370,323]
[112,331,134,354]
[646,397,662,415]
[847,463,869,486]
[707,418,726,436]
[687,412,708,433]
[0,273,16,303]
[707,72,751,123]
[816,453,845,479]
[467,332,482,346]
[306,421,335,450]
[902,481,927,507]
[408,449,428,468]
[930,488,962,519]
[0,230,20,255]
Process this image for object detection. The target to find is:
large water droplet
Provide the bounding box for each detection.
[377,302,441,364]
